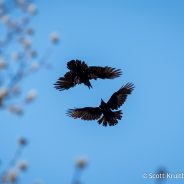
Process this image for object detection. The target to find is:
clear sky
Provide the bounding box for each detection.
[1,0,184,184]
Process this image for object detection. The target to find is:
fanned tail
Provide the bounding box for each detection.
[98,110,122,126]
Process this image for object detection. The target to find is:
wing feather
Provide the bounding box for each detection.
[88,66,122,80]
[107,83,134,110]
[67,107,102,120]
[54,71,76,91]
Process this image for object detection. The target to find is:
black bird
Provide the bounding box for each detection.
[54,59,122,91]
[67,83,134,126]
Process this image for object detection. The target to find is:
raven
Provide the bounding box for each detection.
[54,59,122,91]
[67,83,134,126]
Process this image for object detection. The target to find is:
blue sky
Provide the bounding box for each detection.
[1,0,184,183]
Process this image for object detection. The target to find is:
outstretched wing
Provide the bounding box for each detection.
[67,107,102,120]
[107,83,134,110]
[88,66,122,80]
[54,71,76,91]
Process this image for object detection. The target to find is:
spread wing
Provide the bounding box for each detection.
[88,66,122,80]
[67,107,102,120]
[54,71,76,91]
[107,83,134,110]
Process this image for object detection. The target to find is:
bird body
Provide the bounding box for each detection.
[54,60,122,91]
[98,99,122,126]
[67,83,134,126]
[68,60,92,88]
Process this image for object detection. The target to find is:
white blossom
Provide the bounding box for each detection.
[5,170,18,183]
[76,157,88,169]
[17,160,28,171]
[27,3,37,15]
[30,62,39,71]
[18,137,27,146]
[25,89,37,102]
[50,32,60,44]
[22,39,32,49]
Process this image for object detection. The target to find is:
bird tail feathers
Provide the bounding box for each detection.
[98,110,122,126]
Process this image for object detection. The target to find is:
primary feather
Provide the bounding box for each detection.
[54,71,76,91]
[67,107,102,120]
[88,66,122,80]
[107,83,134,110]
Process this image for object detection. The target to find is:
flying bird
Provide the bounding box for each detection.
[54,59,122,91]
[67,83,134,126]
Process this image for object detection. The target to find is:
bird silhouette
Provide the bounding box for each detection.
[67,83,134,126]
[54,59,122,91]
